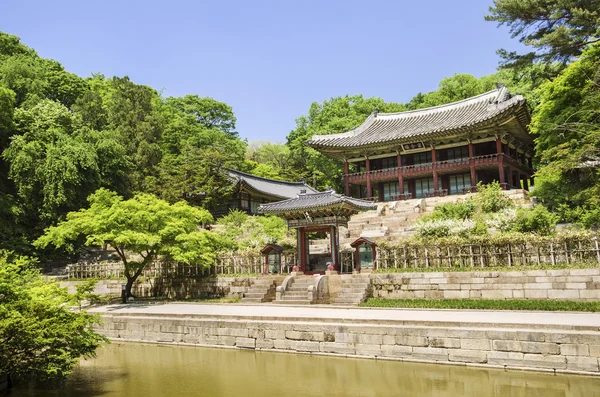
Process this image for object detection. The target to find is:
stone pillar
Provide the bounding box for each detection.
[344,161,350,196]
[468,141,476,188]
[432,147,439,192]
[365,157,372,199]
[397,153,404,197]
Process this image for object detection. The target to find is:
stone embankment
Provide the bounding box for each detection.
[371,268,600,301]
[91,304,600,376]
[66,268,600,304]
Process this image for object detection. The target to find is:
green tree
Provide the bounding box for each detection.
[530,43,600,220]
[286,95,405,190]
[35,189,222,297]
[152,94,246,209]
[0,251,107,382]
[486,0,600,68]
[3,100,101,226]
[164,95,237,138]
[407,74,497,110]
[246,141,301,181]
[103,76,163,192]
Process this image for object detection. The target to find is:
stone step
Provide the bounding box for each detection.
[241,298,264,303]
[283,291,308,298]
[276,300,311,305]
[281,294,309,300]
[243,292,267,298]
[340,287,370,293]
[335,292,366,299]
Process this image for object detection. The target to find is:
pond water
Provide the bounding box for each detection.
[9,342,600,397]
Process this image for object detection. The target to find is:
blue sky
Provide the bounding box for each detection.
[1,0,524,143]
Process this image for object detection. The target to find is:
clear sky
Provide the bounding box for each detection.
[0,0,525,143]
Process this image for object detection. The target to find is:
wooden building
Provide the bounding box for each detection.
[213,169,319,217]
[259,189,375,273]
[306,85,534,201]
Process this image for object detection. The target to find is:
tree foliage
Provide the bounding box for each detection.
[486,0,600,68]
[35,189,224,296]
[286,95,405,190]
[530,43,600,221]
[0,252,107,382]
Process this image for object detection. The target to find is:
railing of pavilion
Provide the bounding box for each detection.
[67,252,297,279]
[374,236,600,270]
[345,154,532,183]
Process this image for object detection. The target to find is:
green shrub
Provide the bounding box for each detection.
[511,205,558,235]
[422,199,477,221]
[474,181,513,213]
[581,207,600,230]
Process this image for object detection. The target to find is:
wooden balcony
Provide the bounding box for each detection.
[344,154,532,184]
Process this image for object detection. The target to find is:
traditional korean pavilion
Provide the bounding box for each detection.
[213,169,319,217]
[306,85,534,201]
[259,190,375,273]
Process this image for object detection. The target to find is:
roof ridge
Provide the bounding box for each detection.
[227,168,312,187]
[377,88,503,118]
[309,113,377,142]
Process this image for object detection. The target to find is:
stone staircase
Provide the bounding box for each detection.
[276,276,317,305]
[330,273,371,305]
[339,190,531,247]
[241,277,281,303]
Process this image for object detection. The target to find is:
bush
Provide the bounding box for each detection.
[422,199,477,221]
[511,205,558,235]
[474,181,513,213]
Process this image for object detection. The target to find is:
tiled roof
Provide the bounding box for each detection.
[228,169,318,200]
[259,190,376,214]
[306,86,529,150]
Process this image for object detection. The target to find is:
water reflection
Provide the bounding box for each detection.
[8,342,600,397]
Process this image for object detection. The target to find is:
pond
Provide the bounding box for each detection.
[9,342,600,397]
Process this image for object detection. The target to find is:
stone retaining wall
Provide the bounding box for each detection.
[61,277,255,300]
[96,313,600,375]
[370,268,600,301]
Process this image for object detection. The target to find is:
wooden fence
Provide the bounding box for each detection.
[67,253,297,279]
[66,237,600,278]
[375,238,600,270]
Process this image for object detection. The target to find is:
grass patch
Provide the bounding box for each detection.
[360,298,600,312]
[373,262,598,274]
[174,296,243,304]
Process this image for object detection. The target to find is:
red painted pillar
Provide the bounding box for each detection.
[397,153,404,197]
[432,148,439,192]
[496,138,505,186]
[365,157,372,199]
[468,142,476,188]
[344,161,350,196]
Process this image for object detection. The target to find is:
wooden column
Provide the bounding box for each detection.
[344,161,350,196]
[432,147,439,192]
[522,174,529,191]
[468,141,476,188]
[365,157,372,199]
[330,225,339,271]
[397,152,404,197]
[496,138,505,186]
[296,228,304,271]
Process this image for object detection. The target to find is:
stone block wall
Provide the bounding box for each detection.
[61,277,256,300]
[96,313,600,375]
[370,268,600,301]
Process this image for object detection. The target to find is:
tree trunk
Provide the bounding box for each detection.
[125,276,136,298]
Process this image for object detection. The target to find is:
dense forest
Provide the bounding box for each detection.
[0,0,599,259]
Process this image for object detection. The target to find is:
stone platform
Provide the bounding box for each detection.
[91,303,600,376]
